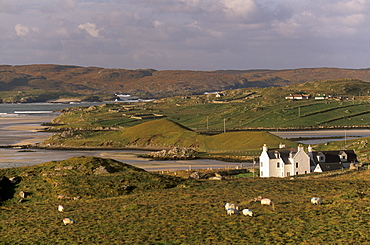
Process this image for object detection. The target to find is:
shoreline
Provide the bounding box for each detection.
[0,116,249,171]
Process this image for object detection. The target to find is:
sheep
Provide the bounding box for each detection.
[260,198,273,205]
[58,205,64,212]
[62,218,74,225]
[311,197,322,205]
[260,198,275,211]
[227,208,239,215]
[242,209,253,217]
[225,203,239,211]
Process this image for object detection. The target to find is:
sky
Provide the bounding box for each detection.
[1,0,369,71]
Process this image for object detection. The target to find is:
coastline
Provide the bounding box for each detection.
[0,116,247,171]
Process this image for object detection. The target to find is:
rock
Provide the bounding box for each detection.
[188,171,202,179]
[19,191,26,198]
[93,166,110,174]
[147,147,198,160]
[209,176,225,180]
[9,176,22,184]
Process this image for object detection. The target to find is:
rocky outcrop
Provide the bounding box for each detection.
[146,147,198,160]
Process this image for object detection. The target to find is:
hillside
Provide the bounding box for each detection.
[37,79,370,160]
[0,64,369,102]
[45,79,370,131]
[0,156,181,202]
[0,157,369,244]
[42,119,297,155]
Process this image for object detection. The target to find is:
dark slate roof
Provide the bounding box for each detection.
[267,150,295,165]
[322,150,358,163]
[316,162,344,172]
[340,150,358,162]
[321,151,341,163]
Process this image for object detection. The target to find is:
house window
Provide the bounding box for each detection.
[260,171,263,177]
[260,162,263,167]
[281,172,284,177]
[287,172,290,176]
[305,171,307,174]
[296,162,298,168]
[296,172,298,175]
[277,162,280,168]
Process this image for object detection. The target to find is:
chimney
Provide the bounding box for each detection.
[279,142,285,149]
[308,145,313,153]
[263,144,268,152]
[298,144,304,152]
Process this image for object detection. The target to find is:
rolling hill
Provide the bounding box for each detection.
[42,118,297,154]
[0,64,369,102]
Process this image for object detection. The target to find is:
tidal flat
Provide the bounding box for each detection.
[0,116,246,171]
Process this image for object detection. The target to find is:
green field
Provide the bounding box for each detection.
[0,157,369,244]
[49,80,370,131]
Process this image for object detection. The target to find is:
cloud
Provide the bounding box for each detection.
[14,24,39,37]
[222,0,258,17]
[78,22,100,37]
[15,24,30,36]
[59,0,77,11]
[1,0,369,70]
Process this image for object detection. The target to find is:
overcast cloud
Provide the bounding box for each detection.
[0,0,369,70]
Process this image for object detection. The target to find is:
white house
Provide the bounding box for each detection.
[285,94,310,100]
[259,144,311,178]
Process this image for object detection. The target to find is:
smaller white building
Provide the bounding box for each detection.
[259,144,311,178]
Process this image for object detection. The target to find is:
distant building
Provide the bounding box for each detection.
[285,94,310,100]
[215,92,225,97]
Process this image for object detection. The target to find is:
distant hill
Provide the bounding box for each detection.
[0,64,369,101]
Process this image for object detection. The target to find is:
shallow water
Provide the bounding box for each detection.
[0,114,250,171]
[270,129,370,144]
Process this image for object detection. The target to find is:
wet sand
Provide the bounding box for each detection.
[0,116,246,171]
[0,116,55,145]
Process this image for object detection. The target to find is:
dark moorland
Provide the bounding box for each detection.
[0,64,369,102]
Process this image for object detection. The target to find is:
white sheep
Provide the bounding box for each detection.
[62,218,74,225]
[242,209,253,217]
[225,203,239,211]
[227,208,239,215]
[260,198,273,205]
[311,197,322,205]
[58,205,64,212]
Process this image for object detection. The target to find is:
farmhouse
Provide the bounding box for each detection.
[259,144,359,177]
[259,144,310,178]
[308,145,358,172]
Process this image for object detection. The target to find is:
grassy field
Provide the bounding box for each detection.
[36,79,370,162]
[0,157,369,244]
[42,118,298,157]
[48,79,370,131]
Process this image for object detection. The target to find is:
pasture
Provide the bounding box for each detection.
[1,158,369,244]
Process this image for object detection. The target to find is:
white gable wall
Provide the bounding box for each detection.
[259,148,270,177]
[259,144,311,178]
[291,148,311,175]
